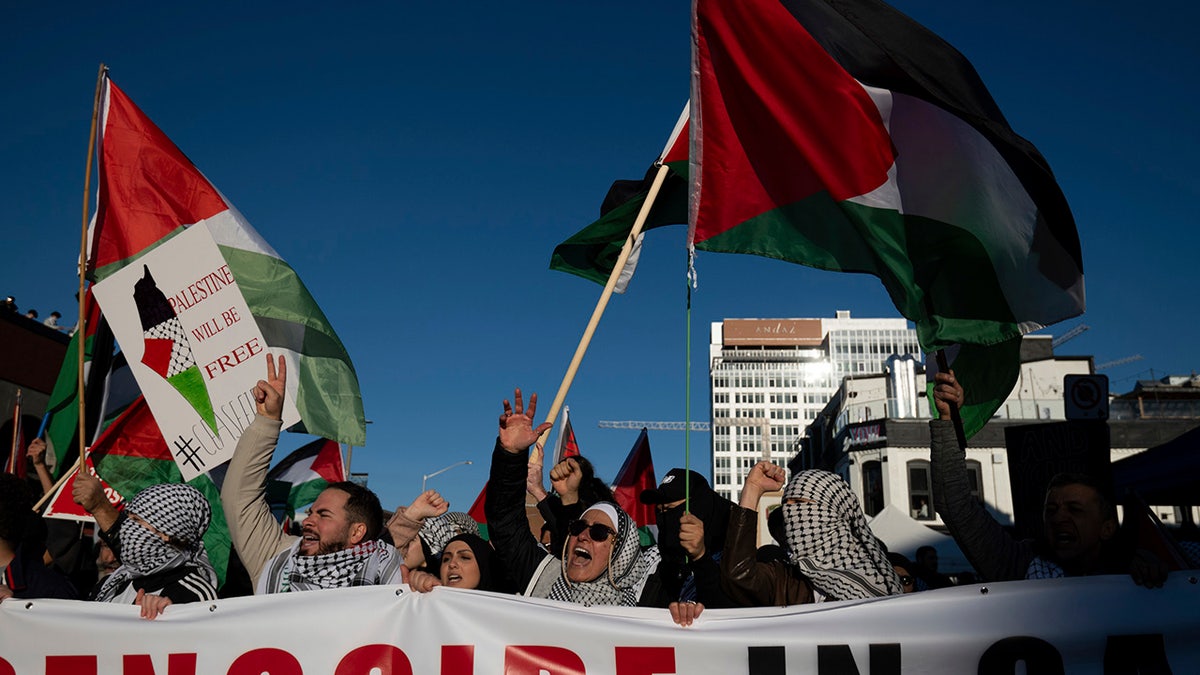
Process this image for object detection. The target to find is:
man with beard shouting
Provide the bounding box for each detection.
[222,355,443,593]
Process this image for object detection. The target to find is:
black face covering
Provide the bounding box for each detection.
[655,506,687,563]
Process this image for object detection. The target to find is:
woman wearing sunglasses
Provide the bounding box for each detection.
[485,389,661,607]
[73,474,218,619]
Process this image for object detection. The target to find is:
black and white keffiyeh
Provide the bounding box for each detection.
[95,483,216,603]
[783,470,902,601]
[258,538,403,593]
[1026,556,1065,579]
[420,511,481,556]
[545,502,661,607]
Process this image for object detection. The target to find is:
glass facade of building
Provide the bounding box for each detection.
[709,315,921,501]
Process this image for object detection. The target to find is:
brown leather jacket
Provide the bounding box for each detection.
[719,504,812,606]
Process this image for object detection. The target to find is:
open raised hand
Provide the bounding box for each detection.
[497,388,552,454]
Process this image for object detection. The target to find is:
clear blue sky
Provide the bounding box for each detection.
[4,2,1198,513]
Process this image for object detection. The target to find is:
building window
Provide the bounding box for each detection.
[862,460,884,517]
[965,460,984,503]
[908,460,933,520]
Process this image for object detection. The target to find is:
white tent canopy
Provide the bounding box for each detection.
[867,504,973,573]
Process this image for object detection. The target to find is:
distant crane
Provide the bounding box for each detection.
[1052,323,1089,348]
[599,418,776,460]
[598,420,710,431]
[1096,354,1144,371]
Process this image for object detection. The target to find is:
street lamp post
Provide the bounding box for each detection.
[421,460,473,492]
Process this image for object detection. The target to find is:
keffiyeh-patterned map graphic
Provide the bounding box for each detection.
[134,265,218,434]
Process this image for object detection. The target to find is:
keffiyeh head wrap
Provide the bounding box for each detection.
[420,511,481,555]
[782,470,902,600]
[95,483,215,603]
[546,501,660,607]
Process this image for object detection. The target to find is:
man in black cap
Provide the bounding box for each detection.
[639,468,735,620]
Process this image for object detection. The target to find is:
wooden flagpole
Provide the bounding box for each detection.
[75,64,107,471]
[531,163,674,464]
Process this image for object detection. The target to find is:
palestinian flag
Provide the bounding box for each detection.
[467,484,488,540]
[690,0,1085,436]
[133,265,217,434]
[550,406,581,466]
[549,105,690,291]
[86,396,232,585]
[43,289,117,477]
[265,438,346,519]
[89,77,366,445]
[611,428,657,532]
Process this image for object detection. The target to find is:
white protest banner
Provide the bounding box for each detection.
[2,574,1198,674]
[92,222,300,480]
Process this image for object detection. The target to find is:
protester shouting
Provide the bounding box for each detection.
[222,355,425,592]
[484,389,664,610]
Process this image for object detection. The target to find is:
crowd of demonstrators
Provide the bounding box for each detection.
[9,358,1200,628]
[72,472,217,618]
[930,370,1198,586]
[485,389,662,607]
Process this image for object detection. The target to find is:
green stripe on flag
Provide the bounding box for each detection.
[288,480,330,515]
[219,245,366,446]
[91,226,188,284]
[695,199,1021,348]
[44,330,91,476]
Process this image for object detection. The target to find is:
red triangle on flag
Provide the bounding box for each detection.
[310,440,346,484]
[467,482,488,525]
[89,396,173,462]
[611,429,657,528]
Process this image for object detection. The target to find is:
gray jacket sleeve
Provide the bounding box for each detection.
[930,419,1033,581]
[220,415,296,588]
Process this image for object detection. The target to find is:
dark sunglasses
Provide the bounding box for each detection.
[567,519,617,542]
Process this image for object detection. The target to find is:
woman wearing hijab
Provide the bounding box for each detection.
[74,474,218,619]
[721,461,902,606]
[484,389,661,607]
[407,533,511,593]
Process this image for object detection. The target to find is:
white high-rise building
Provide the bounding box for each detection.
[709,311,921,501]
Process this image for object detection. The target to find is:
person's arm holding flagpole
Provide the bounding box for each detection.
[26,438,54,497]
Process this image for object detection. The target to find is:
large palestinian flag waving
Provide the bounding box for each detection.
[89,77,366,446]
[688,0,1085,436]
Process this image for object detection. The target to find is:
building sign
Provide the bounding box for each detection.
[723,319,824,347]
[847,421,887,448]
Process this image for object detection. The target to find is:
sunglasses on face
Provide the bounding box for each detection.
[567,519,617,542]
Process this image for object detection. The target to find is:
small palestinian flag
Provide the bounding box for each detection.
[134,265,217,434]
